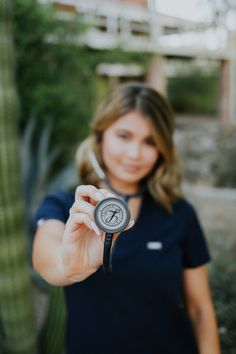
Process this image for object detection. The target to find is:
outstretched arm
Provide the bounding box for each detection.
[33,185,133,286]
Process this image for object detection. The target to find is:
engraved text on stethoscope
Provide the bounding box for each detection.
[105,209,121,223]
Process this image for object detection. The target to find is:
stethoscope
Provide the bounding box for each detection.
[89,151,145,274]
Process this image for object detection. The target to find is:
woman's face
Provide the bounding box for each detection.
[101,110,159,190]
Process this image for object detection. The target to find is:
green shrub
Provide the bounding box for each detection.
[13,0,96,161]
[14,0,149,172]
[210,246,236,354]
[211,127,236,188]
[168,67,219,115]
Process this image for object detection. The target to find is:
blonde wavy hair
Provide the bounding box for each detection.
[76,82,184,213]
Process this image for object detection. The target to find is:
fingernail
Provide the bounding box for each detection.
[95,192,104,201]
[107,192,115,198]
[91,221,101,236]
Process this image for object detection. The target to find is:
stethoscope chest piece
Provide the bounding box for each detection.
[94,197,130,233]
[94,197,131,274]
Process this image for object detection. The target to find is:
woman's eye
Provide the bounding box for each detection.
[145,139,156,146]
[117,134,129,140]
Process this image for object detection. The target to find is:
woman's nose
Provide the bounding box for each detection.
[126,143,141,158]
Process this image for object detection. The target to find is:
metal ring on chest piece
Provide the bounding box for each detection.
[94,197,131,274]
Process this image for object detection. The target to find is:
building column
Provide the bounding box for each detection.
[219,59,230,124]
[228,31,236,125]
[146,55,167,96]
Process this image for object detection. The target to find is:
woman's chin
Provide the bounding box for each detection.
[116,171,144,184]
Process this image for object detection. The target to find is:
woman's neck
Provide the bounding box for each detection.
[99,176,140,196]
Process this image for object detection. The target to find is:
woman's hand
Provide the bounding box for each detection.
[61,185,134,283]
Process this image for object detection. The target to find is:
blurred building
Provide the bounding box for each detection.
[40,0,236,124]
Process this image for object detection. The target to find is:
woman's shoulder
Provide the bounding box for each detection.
[35,190,75,226]
[40,190,75,210]
[46,190,75,204]
[171,197,204,234]
[147,191,197,218]
[173,197,197,216]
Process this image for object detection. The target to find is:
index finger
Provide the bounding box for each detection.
[75,185,105,204]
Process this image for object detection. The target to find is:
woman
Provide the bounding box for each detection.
[33,82,220,354]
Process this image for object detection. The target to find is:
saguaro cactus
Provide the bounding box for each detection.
[0,1,37,353]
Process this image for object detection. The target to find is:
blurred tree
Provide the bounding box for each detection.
[13,0,95,165]
[0,1,37,353]
[207,0,236,26]
[13,0,149,171]
[167,62,219,115]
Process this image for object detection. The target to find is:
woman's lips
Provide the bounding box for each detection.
[122,164,141,173]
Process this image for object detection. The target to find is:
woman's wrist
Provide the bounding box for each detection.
[64,269,98,284]
[59,245,98,285]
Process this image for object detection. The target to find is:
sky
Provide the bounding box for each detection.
[155,0,213,22]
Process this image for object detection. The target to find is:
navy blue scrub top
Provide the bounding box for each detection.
[35,190,210,354]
